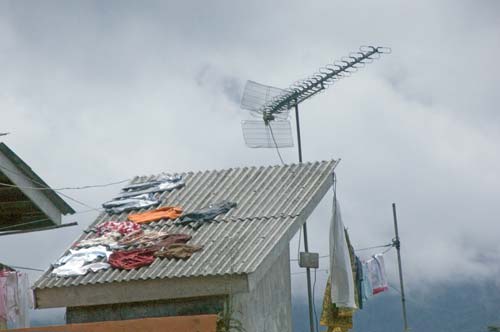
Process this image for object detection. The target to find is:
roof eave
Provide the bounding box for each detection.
[0,143,75,215]
[34,274,249,309]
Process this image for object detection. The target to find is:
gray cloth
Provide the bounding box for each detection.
[117,175,184,199]
[102,193,160,214]
[54,246,112,267]
[177,201,237,229]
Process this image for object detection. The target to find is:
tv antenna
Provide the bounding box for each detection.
[240,81,294,150]
[239,45,391,332]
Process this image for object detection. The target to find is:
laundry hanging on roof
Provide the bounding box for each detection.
[88,221,142,236]
[117,175,184,199]
[365,253,389,295]
[102,193,160,214]
[329,195,356,308]
[121,175,183,192]
[75,232,123,249]
[117,229,163,247]
[128,206,183,224]
[146,233,192,250]
[0,270,31,329]
[54,246,112,267]
[52,261,111,277]
[176,201,237,229]
[109,241,203,270]
[109,248,156,270]
[118,230,190,248]
[154,243,203,260]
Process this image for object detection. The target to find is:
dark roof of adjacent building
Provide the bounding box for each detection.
[0,143,75,230]
[34,160,337,291]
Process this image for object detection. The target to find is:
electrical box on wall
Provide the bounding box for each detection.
[298,252,319,269]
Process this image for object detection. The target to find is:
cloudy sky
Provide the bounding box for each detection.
[1,0,499,324]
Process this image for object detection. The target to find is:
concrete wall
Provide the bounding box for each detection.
[66,296,224,324]
[65,248,293,332]
[232,247,292,332]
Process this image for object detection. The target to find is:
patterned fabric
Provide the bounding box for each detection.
[146,234,192,251]
[321,229,360,332]
[75,232,122,248]
[118,231,191,249]
[95,221,141,236]
[117,230,166,247]
[320,278,354,332]
[154,243,203,260]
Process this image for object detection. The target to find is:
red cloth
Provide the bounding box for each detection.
[109,249,155,270]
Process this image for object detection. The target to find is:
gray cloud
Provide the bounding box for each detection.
[0,0,499,316]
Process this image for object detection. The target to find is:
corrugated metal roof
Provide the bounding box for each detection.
[34,160,337,290]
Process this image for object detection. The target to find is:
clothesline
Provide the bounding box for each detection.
[0,164,108,212]
[291,268,329,276]
[56,192,101,212]
[0,164,130,191]
[290,243,394,262]
[0,180,130,192]
[2,265,44,272]
[355,243,393,252]
[0,218,51,232]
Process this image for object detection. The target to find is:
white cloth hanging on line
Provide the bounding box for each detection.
[329,195,356,308]
[365,253,389,295]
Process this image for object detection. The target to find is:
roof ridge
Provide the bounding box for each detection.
[128,159,337,182]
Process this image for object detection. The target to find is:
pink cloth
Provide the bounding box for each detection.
[0,275,7,322]
[0,271,31,328]
[95,221,141,235]
[366,254,389,295]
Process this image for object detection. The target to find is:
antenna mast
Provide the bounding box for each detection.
[239,46,391,332]
[261,46,391,115]
[392,203,409,331]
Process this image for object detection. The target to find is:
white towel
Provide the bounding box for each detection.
[329,195,356,308]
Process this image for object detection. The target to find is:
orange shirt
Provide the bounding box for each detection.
[128,206,183,224]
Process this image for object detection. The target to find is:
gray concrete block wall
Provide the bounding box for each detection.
[232,247,292,332]
[66,296,225,324]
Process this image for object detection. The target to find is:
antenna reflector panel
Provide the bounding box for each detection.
[241,80,289,119]
[241,120,294,148]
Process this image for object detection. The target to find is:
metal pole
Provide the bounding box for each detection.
[295,103,315,332]
[392,203,409,331]
[294,103,303,163]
